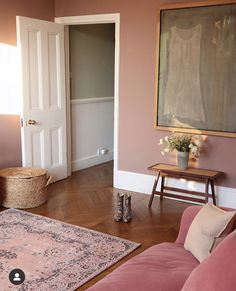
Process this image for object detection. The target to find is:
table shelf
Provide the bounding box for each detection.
[148,163,223,207]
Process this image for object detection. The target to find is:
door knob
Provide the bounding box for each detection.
[28,119,37,125]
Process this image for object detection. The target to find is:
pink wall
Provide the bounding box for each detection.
[55,0,236,188]
[0,115,22,168]
[0,0,54,169]
[0,0,54,45]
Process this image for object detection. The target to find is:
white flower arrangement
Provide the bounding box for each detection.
[159,133,203,159]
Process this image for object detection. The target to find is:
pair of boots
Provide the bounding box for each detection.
[114,193,132,223]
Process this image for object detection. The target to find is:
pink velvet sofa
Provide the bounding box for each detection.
[87,206,236,291]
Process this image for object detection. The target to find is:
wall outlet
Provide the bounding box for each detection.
[100,148,108,155]
[97,147,108,156]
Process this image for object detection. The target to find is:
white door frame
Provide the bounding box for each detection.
[55,14,120,184]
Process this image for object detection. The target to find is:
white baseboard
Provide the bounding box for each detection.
[72,151,113,171]
[114,170,236,208]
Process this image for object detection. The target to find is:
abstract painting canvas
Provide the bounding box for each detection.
[156,2,236,137]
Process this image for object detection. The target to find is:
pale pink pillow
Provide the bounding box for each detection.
[184,203,235,262]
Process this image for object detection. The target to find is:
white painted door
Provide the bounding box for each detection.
[17,16,67,182]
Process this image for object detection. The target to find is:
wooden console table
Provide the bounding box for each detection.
[148,163,223,207]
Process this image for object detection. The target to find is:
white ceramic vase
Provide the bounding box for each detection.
[177,151,189,170]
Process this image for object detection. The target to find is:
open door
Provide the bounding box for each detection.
[17,16,67,182]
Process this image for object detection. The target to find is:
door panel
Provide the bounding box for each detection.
[48,33,61,110]
[17,16,67,182]
[31,130,44,167]
[50,127,62,167]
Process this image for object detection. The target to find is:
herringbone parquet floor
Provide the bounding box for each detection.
[1,161,192,290]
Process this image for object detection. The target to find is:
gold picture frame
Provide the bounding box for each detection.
[155,0,236,137]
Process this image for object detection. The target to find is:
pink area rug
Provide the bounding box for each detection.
[0,209,140,290]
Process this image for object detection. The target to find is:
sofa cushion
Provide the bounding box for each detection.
[182,229,236,291]
[87,242,199,291]
[184,203,235,262]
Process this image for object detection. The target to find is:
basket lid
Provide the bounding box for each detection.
[0,167,47,179]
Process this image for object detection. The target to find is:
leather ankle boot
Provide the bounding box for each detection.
[114,193,124,222]
[123,194,132,223]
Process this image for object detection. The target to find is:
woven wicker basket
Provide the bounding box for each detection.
[0,167,52,209]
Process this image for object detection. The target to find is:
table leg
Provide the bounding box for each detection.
[160,176,165,200]
[210,180,216,205]
[148,171,160,208]
[205,178,210,203]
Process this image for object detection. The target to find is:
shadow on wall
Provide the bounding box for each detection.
[0,114,22,169]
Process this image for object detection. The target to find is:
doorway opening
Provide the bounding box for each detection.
[55,14,120,186]
[69,23,115,173]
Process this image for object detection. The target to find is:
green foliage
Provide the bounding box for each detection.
[159,134,203,158]
[167,135,192,152]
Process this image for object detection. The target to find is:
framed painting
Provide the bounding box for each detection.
[155,1,236,137]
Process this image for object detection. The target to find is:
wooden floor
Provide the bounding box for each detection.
[1,161,192,290]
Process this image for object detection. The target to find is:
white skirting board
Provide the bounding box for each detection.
[114,170,236,208]
[72,151,113,171]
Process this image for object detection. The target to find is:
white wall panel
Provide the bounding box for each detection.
[71,98,114,171]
